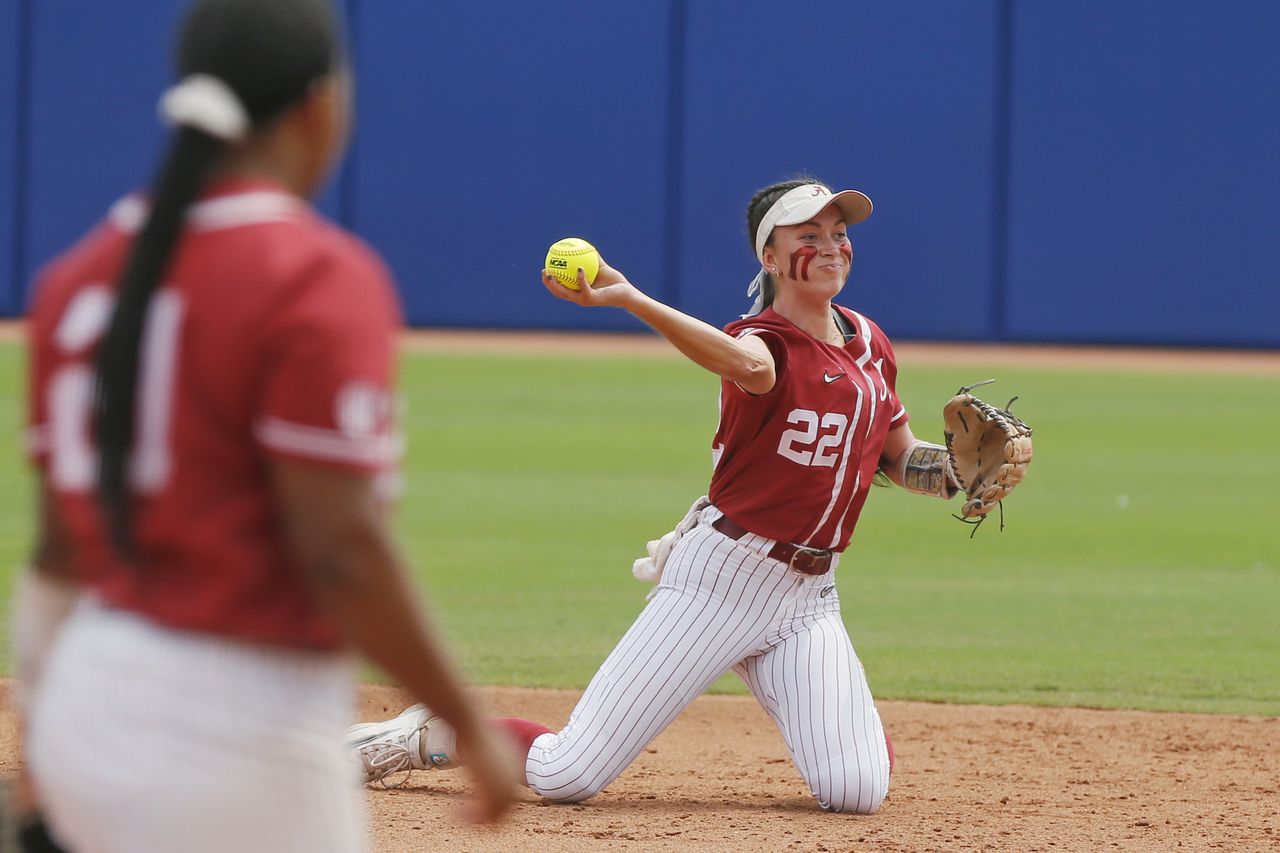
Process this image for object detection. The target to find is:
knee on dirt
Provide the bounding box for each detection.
[813,761,889,815]
[530,777,609,804]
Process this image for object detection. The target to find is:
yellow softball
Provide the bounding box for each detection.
[544,237,600,291]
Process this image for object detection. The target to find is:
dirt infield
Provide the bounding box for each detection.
[351,686,1278,853]
[5,682,1272,852]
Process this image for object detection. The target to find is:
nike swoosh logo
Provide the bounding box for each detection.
[820,585,836,598]
[823,372,846,384]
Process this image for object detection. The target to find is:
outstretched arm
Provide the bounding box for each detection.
[272,459,518,823]
[541,261,776,394]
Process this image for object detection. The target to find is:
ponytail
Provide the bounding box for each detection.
[92,0,338,555]
[93,126,223,554]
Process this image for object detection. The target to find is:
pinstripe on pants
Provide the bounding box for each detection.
[27,598,365,853]
[525,506,890,813]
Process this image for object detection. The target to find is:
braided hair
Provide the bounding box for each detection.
[94,0,340,554]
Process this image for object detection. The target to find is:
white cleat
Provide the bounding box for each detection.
[347,704,455,788]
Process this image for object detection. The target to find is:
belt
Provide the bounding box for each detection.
[711,515,833,576]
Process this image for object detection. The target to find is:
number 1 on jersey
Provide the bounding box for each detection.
[45,286,185,493]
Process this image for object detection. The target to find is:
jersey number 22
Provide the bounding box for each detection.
[777,408,848,468]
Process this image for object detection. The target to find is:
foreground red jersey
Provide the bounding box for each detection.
[26,181,402,650]
[708,305,908,552]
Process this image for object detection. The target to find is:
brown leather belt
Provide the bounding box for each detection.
[712,515,833,576]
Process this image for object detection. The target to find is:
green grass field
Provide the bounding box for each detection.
[2,339,1277,715]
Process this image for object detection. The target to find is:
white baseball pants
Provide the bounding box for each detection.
[525,506,891,813]
[27,597,364,853]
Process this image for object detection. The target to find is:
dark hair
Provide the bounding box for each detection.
[94,0,340,554]
[745,175,824,309]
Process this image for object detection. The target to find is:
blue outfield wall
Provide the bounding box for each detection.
[1,1,22,316]
[7,0,1279,347]
[16,0,353,305]
[1004,2,1280,347]
[349,1,670,331]
[20,0,183,297]
[676,1,1003,338]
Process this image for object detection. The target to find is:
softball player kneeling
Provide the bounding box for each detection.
[352,178,967,814]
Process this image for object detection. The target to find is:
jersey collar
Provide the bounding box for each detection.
[108,178,306,234]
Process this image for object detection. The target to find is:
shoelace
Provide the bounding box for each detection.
[361,741,416,789]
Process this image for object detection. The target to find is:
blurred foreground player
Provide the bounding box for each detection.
[15,1,515,849]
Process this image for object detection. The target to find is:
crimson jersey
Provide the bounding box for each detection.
[708,305,908,552]
[26,180,402,650]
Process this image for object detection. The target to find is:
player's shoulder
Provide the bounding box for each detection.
[835,304,895,351]
[723,307,801,340]
[288,209,387,276]
[27,213,128,331]
[205,193,388,283]
[183,188,397,314]
[234,213,402,341]
[276,216,398,315]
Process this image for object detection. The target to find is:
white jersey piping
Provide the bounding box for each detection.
[108,191,304,234]
[254,416,403,467]
[824,311,881,548]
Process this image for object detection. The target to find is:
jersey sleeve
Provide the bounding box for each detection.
[723,322,788,396]
[253,246,403,476]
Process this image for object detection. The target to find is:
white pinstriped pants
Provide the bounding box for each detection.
[27,598,365,853]
[526,506,891,813]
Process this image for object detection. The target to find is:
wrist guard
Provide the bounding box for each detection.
[900,441,959,499]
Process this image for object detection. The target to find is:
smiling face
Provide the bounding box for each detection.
[761,206,853,303]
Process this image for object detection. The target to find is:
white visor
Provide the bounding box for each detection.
[753,183,873,264]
